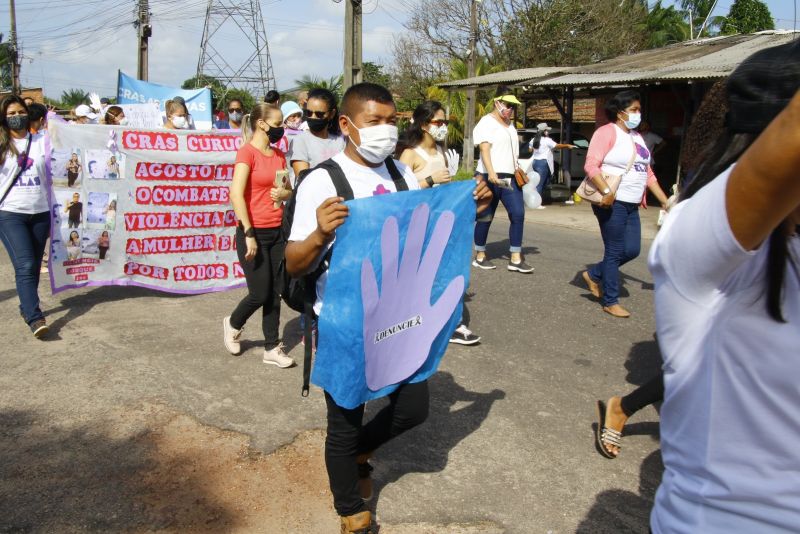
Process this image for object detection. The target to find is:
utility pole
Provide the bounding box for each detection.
[9,0,21,94]
[461,0,478,172]
[137,0,152,81]
[343,0,363,93]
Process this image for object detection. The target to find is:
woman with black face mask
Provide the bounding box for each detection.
[0,95,52,338]
[288,88,345,182]
[222,103,295,369]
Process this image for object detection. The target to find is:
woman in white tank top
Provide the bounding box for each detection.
[397,100,481,346]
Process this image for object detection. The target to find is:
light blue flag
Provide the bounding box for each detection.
[117,71,213,130]
[313,181,475,409]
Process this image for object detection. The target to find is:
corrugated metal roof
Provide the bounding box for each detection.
[438,32,799,90]
[532,31,798,87]
[437,67,569,88]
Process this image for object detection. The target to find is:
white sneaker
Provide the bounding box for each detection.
[564,199,575,205]
[535,205,546,210]
[223,316,242,355]
[263,343,295,368]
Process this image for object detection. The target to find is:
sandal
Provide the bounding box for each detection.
[595,400,622,459]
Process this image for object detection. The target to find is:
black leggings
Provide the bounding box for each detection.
[230,227,284,349]
[325,380,429,516]
[620,374,664,418]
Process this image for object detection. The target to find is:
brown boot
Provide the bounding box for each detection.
[603,304,631,318]
[340,511,373,534]
[356,452,373,501]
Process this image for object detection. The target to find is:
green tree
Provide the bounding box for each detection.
[720,0,774,34]
[0,34,12,90]
[644,1,691,47]
[182,75,226,106]
[294,74,343,99]
[60,88,88,108]
[363,61,391,88]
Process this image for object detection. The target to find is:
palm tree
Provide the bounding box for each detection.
[294,74,344,99]
[645,1,691,48]
[680,0,726,37]
[60,89,88,108]
[0,34,12,90]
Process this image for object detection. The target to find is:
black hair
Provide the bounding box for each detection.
[531,130,542,150]
[264,90,280,104]
[495,85,514,98]
[28,103,47,122]
[227,98,243,109]
[340,82,394,118]
[307,87,340,135]
[604,90,641,123]
[404,100,444,147]
[682,127,796,323]
[0,95,28,165]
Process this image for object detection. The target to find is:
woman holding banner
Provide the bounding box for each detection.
[223,103,294,368]
[0,95,52,338]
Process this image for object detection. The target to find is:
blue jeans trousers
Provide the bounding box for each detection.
[0,210,51,325]
[588,201,641,306]
[474,172,525,253]
[532,159,551,195]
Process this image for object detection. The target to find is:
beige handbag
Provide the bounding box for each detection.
[577,135,636,204]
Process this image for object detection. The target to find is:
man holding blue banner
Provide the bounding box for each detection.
[285,83,491,534]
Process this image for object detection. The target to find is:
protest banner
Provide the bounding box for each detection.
[47,121,245,295]
[118,103,164,129]
[311,182,475,408]
[116,71,213,130]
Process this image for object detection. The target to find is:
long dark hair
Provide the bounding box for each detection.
[0,95,28,165]
[405,100,444,147]
[683,131,796,322]
[307,87,340,135]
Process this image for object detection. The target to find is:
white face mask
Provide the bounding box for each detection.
[118,117,128,126]
[346,118,398,164]
[171,115,187,129]
[623,111,641,130]
[428,124,448,142]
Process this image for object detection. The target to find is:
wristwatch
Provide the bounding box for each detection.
[602,187,611,195]
[425,176,435,188]
[238,221,256,237]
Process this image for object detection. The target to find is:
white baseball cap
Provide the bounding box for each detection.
[75,104,98,120]
[537,122,551,132]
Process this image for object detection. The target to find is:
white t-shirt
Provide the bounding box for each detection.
[530,136,557,173]
[288,151,420,315]
[649,166,800,534]
[642,130,663,165]
[0,133,50,214]
[601,125,650,203]
[473,114,519,175]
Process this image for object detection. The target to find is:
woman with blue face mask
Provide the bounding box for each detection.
[0,95,52,338]
[581,90,669,318]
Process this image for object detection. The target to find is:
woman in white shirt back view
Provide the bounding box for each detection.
[0,95,51,338]
[648,39,800,533]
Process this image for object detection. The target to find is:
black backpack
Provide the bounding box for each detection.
[279,157,409,396]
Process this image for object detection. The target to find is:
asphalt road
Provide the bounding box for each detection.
[0,216,663,533]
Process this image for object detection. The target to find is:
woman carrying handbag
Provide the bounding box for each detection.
[579,90,669,317]
[0,95,52,338]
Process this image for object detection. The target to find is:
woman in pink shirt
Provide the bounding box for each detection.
[581,91,668,318]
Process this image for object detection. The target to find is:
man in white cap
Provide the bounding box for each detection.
[73,104,98,124]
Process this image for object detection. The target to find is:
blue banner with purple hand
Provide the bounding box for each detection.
[313,181,475,409]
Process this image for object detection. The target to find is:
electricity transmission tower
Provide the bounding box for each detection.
[196,0,276,100]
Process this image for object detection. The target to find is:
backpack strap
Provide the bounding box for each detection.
[315,159,354,200]
[384,157,409,191]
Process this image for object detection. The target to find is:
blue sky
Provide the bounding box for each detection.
[1,0,797,101]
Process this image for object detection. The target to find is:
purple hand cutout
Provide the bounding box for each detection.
[361,203,464,391]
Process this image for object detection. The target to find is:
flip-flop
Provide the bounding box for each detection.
[595,400,622,459]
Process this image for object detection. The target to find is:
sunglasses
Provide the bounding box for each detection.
[228,108,242,113]
[304,109,327,119]
[430,119,449,126]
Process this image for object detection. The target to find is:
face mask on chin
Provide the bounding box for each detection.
[346,117,398,164]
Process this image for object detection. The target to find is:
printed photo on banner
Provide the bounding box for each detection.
[85,150,122,180]
[53,189,84,229]
[51,149,83,188]
[63,229,82,260]
[82,229,112,260]
[86,192,117,230]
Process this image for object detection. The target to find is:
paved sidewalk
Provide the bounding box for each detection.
[521,201,662,240]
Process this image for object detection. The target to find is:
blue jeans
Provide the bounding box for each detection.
[532,159,551,196]
[474,172,525,253]
[0,210,51,325]
[588,201,641,306]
